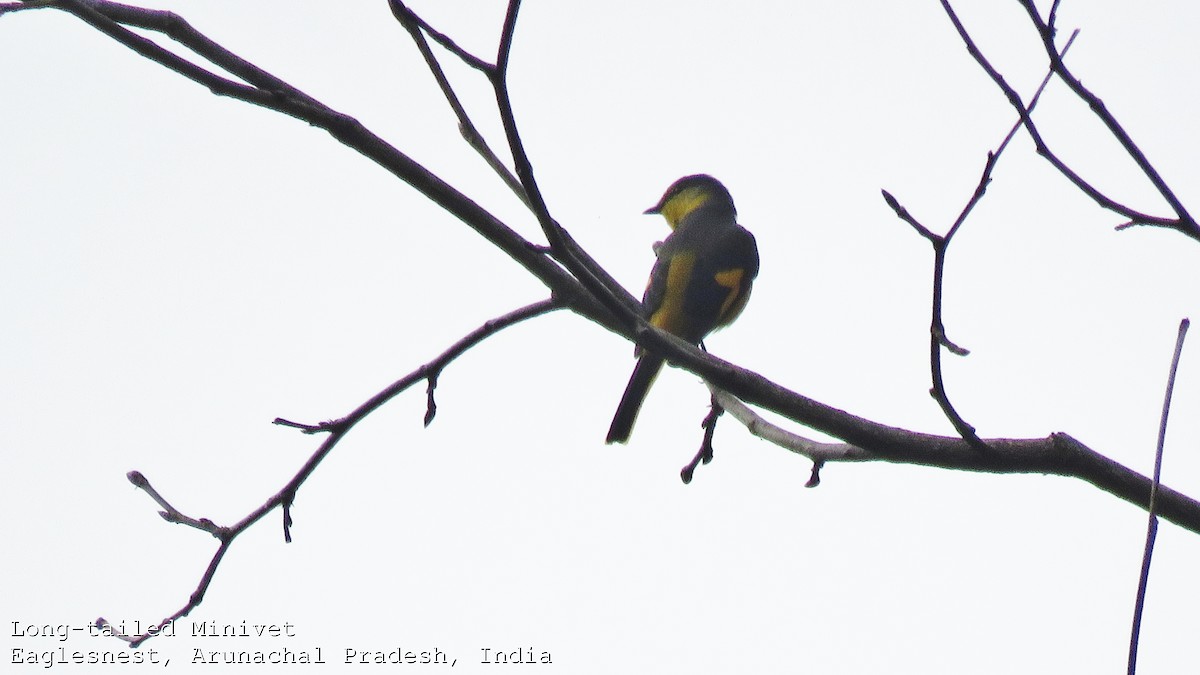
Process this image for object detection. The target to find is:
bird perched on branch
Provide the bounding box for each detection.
[606,174,759,444]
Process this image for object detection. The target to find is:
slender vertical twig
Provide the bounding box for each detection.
[484,0,654,338]
[1128,318,1190,674]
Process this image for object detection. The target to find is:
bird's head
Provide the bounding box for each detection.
[644,174,736,229]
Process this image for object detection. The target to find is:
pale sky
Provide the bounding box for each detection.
[3,1,1200,673]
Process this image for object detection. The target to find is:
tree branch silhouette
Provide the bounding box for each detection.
[1127,318,1189,675]
[940,0,1198,239]
[104,298,561,646]
[7,0,1200,648]
[1014,0,1198,239]
[881,29,1079,450]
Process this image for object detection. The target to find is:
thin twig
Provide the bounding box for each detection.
[483,0,650,343]
[884,26,1078,449]
[388,0,493,73]
[17,1,612,337]
[126,471,227,536]
[1017,0,1198,239]
[881,189,941,244]
[490,0,558,248]
[103,299,560,646]
[1128,318,1190,674]
[940,0,1183,234]
[97,539,232,646]
[387,0,528,205]
[271,417,341,434]
[709,386,872,466]
[681,396,722,484]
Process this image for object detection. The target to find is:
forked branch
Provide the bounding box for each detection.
[103,299,560,645]
[941,0,1198,239]
[882,30,1078,449]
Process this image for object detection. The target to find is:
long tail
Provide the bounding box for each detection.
[605,354,665,444]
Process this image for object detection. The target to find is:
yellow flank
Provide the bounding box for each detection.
[713,268,747,325]
[659,188,712,229]
[648,251,696,335]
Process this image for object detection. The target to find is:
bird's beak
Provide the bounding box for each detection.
[643,204,662,215]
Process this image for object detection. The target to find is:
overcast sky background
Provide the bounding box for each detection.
[4,1,1200,672]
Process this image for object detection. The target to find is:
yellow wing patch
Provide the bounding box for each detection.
[648,252,695,336]
[713,268,748,325]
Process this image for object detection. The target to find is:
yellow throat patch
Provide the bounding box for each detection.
[658,188,712,230]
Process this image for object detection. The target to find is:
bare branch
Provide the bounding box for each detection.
[126,471,227,537]
[939,0,1189,236]
[387,0,494,74]
[633,324,1200,533]
[15,0,614,337]
[0,0,57,15]
[271,417,339,435]
[490,0,564,251]
[387,0,528,205]
[881,189,941,244]
[1128,318,1190,674]
[12,5,1200,650]
[1016,0,1199,238]
[483,0,651,347]
[710,387,872,466]
[681,396,722,484]
[17,0,1197,533]
[883,28,1078,449]
[103,299,561,646]
[96,538,231,647]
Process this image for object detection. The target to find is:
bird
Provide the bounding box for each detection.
[605,174,759,444]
